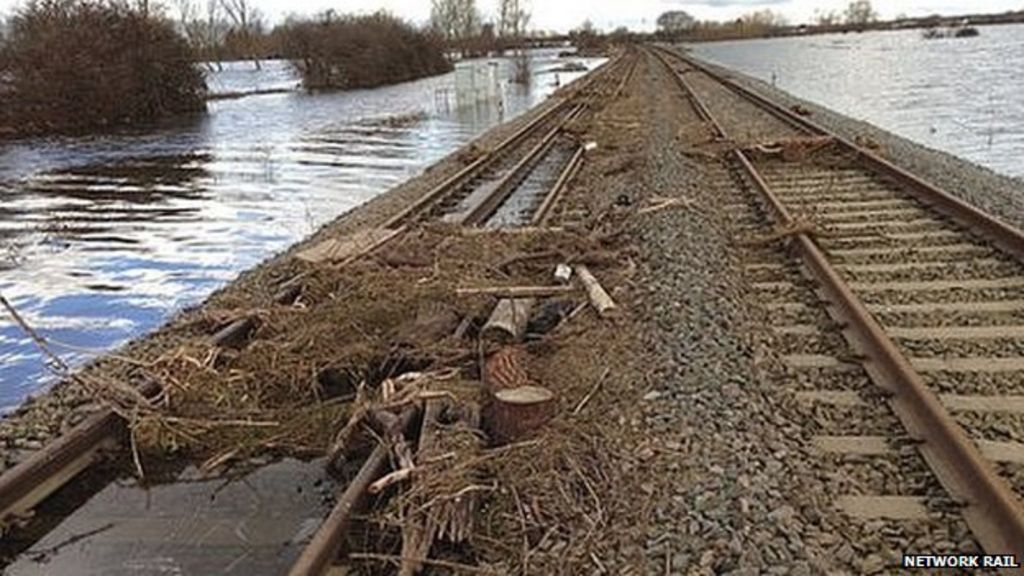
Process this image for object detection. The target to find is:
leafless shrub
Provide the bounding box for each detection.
[277,11,452,91]
[0,0,205,137]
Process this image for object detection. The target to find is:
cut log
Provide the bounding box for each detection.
[575,265,617,317]
[486,386,557,445]
[481,298,535,342]
[484,347,532,393]
[456,285,574,298]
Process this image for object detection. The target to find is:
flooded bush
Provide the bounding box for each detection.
[277,11,452,91]
[0,0,205,137]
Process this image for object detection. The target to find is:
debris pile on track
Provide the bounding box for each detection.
[125,220,649,572]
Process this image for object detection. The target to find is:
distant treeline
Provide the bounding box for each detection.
[0,1,452,138]
[651,1,1024,42]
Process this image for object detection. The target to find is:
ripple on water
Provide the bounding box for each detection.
[0,49,607,411]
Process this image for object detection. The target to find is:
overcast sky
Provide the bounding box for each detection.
[0,0,1021,31]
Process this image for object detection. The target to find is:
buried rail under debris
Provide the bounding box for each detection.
[287,55,634,576]
[0,54,624,548]
[287,407,420,576]
[650,45,1024,556]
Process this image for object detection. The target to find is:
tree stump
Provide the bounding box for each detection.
[486,386,557,445]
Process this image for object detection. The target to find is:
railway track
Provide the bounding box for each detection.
[0,50,637,574]
[286,50,638,575]
[650,44,1024,558]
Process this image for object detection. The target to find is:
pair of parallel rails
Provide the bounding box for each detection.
[650,45,1024,557]
[0,50,640,575]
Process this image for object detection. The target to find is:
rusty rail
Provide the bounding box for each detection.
[532,145,584,226]
[286,56,636,576]
[287,408,419,576]
[0,52,628,560]
[657,45,1024,262]
[650,44,1024,556]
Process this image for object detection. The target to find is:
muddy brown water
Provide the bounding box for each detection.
[0,51,605,413]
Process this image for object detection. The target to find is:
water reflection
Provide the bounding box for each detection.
[690,24,1024,178]
[3,459,331,575]
[0,49,604,412]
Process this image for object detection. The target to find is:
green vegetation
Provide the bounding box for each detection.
[0,0,206,137]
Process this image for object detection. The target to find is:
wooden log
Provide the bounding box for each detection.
[455,285,574,298]
[458,226,565,236]
[484,347,532,393]
[486,386,557,445]
[399,399,444,576]
[209,317,255,348]
[325,386,372,473]
[481,298,535,342]
[575,265,617,317]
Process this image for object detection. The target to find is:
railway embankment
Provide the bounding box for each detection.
[3,44,1024,574]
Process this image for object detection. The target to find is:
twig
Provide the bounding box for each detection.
[1,293,71,372]
[573,367,611,415]
[26,522,115,563]
[349,552,498,574]
[160,416,280,428]
[369,466,418,494]
[511,485,530,573]
[637,196,692,215]
[129,427,146,479]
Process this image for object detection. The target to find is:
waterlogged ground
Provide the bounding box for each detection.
[0,50,603,412]
[690,23,1024,178]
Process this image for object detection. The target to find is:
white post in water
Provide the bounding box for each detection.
[455,60,502,109]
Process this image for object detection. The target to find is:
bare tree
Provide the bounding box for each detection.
[219,0,263,68]
[656,10,696,36]
[431,0,481,56]
[844,0,877,25]
[430,0,457,41]
[498,0,530,40]
[175,0,227,69]
[740,9,787,29]
[814,8,841,26]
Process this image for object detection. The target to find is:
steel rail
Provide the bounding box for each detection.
[287,407,419,576]
[287,55,635,576]
[650,45,1024,556]
[660,45,1024,262]
[0,53,628,552]
[383,55,621,230]
[532,145,584,226]
[461,104,586,225]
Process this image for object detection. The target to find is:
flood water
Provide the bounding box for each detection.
[0,49,603,412]
[690,23,1024,178]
